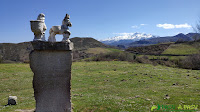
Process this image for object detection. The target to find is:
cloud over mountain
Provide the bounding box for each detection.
[157,23,192,29]
[131,24,148,29]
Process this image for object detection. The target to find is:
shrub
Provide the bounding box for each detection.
[153,60,176,67]
[0,55,2,63]
[178,54,200,70]
[135,56,152,64]
[86,51,135,62]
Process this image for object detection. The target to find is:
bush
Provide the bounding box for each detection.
[0,55,2,63]
[178,54,200,70]
[135,56,152,64]
[86,51,135,62]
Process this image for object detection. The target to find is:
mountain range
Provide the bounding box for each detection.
[101,33,158,46]
[101,33,200,48]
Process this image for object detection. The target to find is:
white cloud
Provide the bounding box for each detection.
[140,24,147,26]
[132,24,148,28]
[157,23,192,29]
[113,33,134,35]
[175,24,192,28]
[156,24,175,29]
[131,25,138,28]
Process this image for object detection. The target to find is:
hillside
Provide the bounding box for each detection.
[71,37,108,50]
[162,43,200,55]
[126,43,171,55]
[125,41,200,69]
[126,40,200,56]
[0,37,109,63]
[0,42,32,63]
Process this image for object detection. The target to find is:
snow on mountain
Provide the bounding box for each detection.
[103,33,157,41]
[100,33,158,46]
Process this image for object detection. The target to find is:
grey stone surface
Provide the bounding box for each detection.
[31,41,74,51]
[30,42,73,112]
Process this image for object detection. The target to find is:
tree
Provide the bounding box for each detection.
[193,19,200,41]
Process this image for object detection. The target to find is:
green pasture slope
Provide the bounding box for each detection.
[136,42,200,62]
[0,62,200,112]
[162,43,200,55]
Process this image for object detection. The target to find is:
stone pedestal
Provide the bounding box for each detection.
[30,41,73,112]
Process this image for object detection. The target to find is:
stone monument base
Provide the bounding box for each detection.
[30,41,73,112]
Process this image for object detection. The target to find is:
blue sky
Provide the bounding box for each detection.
[0,0,200,43]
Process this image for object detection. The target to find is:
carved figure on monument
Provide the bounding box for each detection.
[48,14,72,43]
[30,13,47,41]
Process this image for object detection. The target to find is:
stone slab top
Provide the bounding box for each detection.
[31,41,74,51]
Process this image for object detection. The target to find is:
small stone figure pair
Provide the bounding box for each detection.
[30,13,72,43]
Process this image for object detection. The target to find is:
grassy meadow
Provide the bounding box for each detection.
[0,61,199,112]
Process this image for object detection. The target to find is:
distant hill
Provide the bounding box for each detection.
[71,37,109,60]
[129,33,199,47]
[71,37,108,50]
[0,42,32,63]
[0,37,108,63]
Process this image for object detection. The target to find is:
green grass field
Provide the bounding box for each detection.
[0,62,200,112]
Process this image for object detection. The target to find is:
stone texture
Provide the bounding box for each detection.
[30,42,73,112]
[31,41,73,51]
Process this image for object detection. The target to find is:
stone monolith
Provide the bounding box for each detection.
[30,41,73,112]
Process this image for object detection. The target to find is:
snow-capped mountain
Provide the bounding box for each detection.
[100,33,158,46]
[103,33,156,41]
